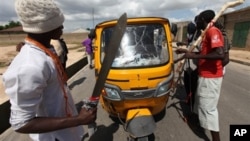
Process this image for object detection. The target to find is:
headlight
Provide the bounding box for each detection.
[155,69,174,97]
[103,86,121,101]
[156,82,172,97]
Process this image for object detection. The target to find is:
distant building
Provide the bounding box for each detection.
[220,6,250,50]
[71,28,90,33]
[174,6,250,50]
[0,26,24,34]
[172,21,190,43]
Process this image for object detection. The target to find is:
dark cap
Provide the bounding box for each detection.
[199,10,215,23]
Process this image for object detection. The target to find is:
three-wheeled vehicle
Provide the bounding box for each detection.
[93,17,176,140]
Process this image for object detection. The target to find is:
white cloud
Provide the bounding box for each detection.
[0,0,249,32]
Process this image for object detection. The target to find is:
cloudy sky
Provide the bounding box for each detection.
[0,0,249,32]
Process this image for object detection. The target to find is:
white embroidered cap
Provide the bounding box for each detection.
[15,0,64,33]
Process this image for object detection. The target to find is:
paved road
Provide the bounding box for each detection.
[1,61,250,141]
[66,66,207,141]
[63,61,250,141]
[81,61,250,141]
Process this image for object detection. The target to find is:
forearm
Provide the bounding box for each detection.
[190,52,224,60]
[16,116,81,133]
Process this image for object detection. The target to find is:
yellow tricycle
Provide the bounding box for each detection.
[93,17,176,141]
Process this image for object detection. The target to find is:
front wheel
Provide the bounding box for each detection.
[127,136,148,141]
[127,134,154,141]
[136,136,149,141]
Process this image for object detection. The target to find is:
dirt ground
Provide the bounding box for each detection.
[0,44,84,74]
[0,46,18,74]
[0,44,85,104]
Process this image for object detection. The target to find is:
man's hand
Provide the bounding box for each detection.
[175,48,188,54]
[77,107,97,125]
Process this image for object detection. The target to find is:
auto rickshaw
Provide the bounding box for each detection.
[93,17,176,141]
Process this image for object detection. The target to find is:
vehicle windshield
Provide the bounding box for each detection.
[100,23,170,68]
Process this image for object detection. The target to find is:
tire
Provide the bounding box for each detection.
[127,136,148,141]
[136,136,149,141]
[127,134,154,141]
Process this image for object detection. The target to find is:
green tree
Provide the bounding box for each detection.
[8,20,21,28]
[0,21,21,30]
[0,25,4,30]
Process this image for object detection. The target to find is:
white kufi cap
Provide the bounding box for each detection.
[15,0,64,33]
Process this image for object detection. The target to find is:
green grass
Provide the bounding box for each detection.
[0,62,8,67]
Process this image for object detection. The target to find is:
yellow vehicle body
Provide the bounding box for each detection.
[93,17,174,120]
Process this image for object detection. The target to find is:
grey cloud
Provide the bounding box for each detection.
[0,0,249,32]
